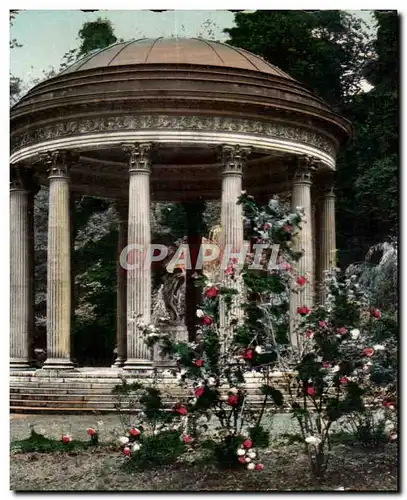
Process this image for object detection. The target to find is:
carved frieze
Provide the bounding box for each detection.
[11,115,337,157]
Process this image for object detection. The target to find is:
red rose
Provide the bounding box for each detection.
[243,439,252,449]
[194,359,204,367]
[297,306,310,316]
[337,327,347,335]
[194,386,204,398]
[61,435,71,444]
[129,427,140,437]
[296,276,306,286]
[174,405,188,416]
[383,399,395,409]
[322,362,329,369]
[362,347,374,357]
[87,427,96,437]
[123,447,130,456]
[227,394,239,406]
[305,330,314,339]
[389,430,397,441]
[230,257,238,265]
[225,266,234,275]
[255,463,264,471]
[318,321,327,328]
[263,223,271,230]
[306,386,315,397]
[183,434,192,444]
[201,316,212,326]
[370,308,381,319]
[282,224,291,233]
[238,456,246,464]
[205,287,218,298]
[243,348,253,360]
[339,376,349,385]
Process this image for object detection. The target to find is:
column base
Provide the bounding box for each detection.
[123,358,154,374]
[111,356,126,368]
[41,358,75,370]
[10,359,34,370]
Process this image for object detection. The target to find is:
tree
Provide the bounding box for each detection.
[224,10,371,108]
[77,17,118,58]
[10,10,23,105]
[336,11,398,265]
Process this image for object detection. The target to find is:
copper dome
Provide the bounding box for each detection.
[59,37,294,80]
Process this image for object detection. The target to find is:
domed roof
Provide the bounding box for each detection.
[59,37,294,80]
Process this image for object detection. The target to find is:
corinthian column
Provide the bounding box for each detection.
[319,181,337,304]
[219,145,251,329]
[112,201,128,367]
[122,143,153,372]
[10,166,35,369]
[289,156,317,349]
[42,151,74,369]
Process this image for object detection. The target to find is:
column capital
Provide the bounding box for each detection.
[40,150,77,179]
[219,144,251,175]
[292,155,319,185]
[122,143,153,174]
[10,165,37,192]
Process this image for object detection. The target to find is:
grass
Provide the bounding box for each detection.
[10,437,398,491]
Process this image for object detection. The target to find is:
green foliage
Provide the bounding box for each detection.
[11,429,100,454]
[212,434,246,469]
[77,17,117,57]
[249,425,270,448]
[126,431,186,470]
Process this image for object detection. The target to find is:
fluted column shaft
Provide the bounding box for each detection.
[219,145,250,329]
[113,202,128,367]
[319,184,336,303]
[43,151,74,369]
[289,158,316,349]
[123,143,153,371]
[10,167,34,368]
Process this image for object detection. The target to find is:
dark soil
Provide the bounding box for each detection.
[10,442,398,491]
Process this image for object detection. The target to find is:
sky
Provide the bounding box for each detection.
[10,9,375,87]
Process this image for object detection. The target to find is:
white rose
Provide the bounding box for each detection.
[247,451,256,459]
[229,387,238,394]
[247,463,255,470]
[332,365,340,373]
[255,346,264,354]
[373,344,385,351]
[245,457,251,463]
[350,328,360,339]
[119,436,129,445]
[196,309,205,318]
[132,442,141,452]
[305,436,321,446]
[237,449,246,456]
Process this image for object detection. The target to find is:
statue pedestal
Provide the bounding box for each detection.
[153,322,188,368]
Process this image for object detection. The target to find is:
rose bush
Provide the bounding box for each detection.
[114,193,397,478]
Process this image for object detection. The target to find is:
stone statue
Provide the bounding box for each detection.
[162,267,186,322]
